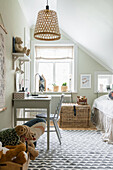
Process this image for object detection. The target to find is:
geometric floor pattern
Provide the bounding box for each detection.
[28,130,113,170]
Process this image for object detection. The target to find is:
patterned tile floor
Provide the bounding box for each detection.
[28,130,113,170]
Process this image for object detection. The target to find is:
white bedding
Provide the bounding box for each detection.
[92,95,113,144]
[92,95,113,118]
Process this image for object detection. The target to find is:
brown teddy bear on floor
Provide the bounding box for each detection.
[0,142,27,164]
[15,37,30,56]
[0,125,36,146]
[0,125,39,161]
[16,125,39,160]
[27,141,39,160]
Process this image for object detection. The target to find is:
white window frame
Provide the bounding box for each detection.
[36,60,73,90]
[30,41,78,93]
[94,71,113,93]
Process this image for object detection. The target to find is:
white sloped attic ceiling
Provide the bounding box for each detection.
[18,0,113,72]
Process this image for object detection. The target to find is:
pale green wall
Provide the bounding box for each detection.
[0,0,29,129]
[72,47,108,106]
[0,0,109,129]
[31,28,108,107]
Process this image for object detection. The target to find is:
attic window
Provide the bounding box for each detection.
[95,72,113,93]
[35,46,74,92]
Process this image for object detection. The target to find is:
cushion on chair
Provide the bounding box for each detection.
[36,113,54,120]
[24,118,46,142]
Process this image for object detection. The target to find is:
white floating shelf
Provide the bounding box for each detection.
[12,53,31,62]
[12,53,31,70]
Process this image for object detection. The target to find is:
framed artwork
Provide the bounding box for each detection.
[80,74,91,88]
[0,24,7,112]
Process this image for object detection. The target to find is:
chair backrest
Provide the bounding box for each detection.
[54,94,64,120]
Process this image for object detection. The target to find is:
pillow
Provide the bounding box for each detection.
[108,91,113,100]
[24,118,46,142]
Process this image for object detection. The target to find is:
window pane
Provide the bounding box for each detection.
[55,63,70,91]
[98,75,113,92]
[38,63,53,91]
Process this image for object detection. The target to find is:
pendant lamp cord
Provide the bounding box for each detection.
[46,0,49,10]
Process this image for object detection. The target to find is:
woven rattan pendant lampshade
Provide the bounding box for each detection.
[34,1,61,41]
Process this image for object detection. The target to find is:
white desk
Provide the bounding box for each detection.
[13,96,51,150]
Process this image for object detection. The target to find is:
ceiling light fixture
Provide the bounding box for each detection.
[34,0,61,41]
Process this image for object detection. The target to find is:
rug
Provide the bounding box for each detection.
[28,130,113,170]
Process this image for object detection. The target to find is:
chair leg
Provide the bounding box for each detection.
[53,120,61,145]
[54,120,61,139]
[55,121,62,138]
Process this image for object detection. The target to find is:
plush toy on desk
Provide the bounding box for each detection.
[14,37,30,56]
[0,142,27,164]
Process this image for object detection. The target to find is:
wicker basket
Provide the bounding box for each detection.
[14,92,26,99]
[59,103,90,128]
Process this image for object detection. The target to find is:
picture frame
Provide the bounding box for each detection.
[80,74,91,88]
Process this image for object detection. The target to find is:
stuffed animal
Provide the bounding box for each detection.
[15,37,30,56]
[27,141,39,160]
[15,125,39,161]
[0,125,36,146]
[24,120,46,143]
[0,126,39,161]
[0,142,27,165]
[15,125,36,143]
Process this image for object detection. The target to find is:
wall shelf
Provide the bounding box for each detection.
[12,53,31,69]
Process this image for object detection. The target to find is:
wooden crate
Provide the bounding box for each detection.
[0,156,30,170]
[59,103,91,128]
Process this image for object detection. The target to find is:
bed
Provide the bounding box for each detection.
[92,94,113,144]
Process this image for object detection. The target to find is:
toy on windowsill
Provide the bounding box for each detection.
[77,96,87,105]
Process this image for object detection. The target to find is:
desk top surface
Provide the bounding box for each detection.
[13,95,51,101]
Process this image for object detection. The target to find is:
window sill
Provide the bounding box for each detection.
[31,91,77,95]
[94,91,108,94]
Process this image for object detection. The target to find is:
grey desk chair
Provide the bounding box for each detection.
[36,94,64,144]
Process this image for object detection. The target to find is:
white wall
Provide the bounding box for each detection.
[0,0,29,129]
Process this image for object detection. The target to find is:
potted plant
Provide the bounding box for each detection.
[52,83,59,92]
[61,82,68,92]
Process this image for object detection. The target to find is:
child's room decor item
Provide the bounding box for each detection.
[80,74,91,88]
[60,103,91,128]
[42,74,46,91]
[13,37,30,56]
[0,14,7,112]
[0,125,36,146]
[106,85,111,92]
[52,83,59,92]
[13,92,26,99]
[77,96,87,105]
[39,74,45,92]
[61,82,68,92]
[0,142,27,164]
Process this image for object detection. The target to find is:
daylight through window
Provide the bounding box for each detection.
[35,46,74,92]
